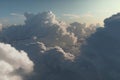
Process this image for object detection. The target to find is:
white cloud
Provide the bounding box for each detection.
[63,13,94,19]
[0,42,34,80]
[63,14,81,19]
[10,13,24,17]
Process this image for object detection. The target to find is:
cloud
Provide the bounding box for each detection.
[10,13,25,18]
[0,42,34,80]
[63,14,81,19]
[63,13,94,19]
[17,41,76,80]
[103,13,120,41]
[35,42,100,80]
[0,11,98,56]
[39,46,75,80]
[0,11,100,80]
[79,12,120,80]
[1,11,77,49]
[68,22,96,39]
[2,11,120,80]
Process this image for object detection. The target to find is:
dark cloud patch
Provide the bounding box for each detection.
[79,13,120,80]
[104,13,120,40]
[24,42,100,80]
[104,13,120,28]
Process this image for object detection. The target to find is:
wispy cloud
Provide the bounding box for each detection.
[63,13,94,19]
[10,13,25,18]
[63,14,81,19]
[83,13,94,17]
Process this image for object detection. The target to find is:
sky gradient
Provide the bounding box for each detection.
[0,0,120,25]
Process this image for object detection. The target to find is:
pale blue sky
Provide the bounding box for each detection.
[0,0,120,25]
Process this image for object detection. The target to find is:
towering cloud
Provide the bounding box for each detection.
[0,11,77,48]
[0,42,34,80]
[79,13,120,80]
[104,13,120,40]
[0,11,100,80]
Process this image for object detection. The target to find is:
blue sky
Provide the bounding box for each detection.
[0,0,120,25]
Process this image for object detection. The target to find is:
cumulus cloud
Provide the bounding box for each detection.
[1,11,120,80]
[0,11,100,80]
[24,11,77,46]
[68,22,96,39]
[0,42,34,80]
[19,41,76,80]
[14,41,100,80]
[79,12,120,80]
[0,11,97,52]
[33,42,101,80]
[104,13,120,40]
[38,46,75,80]
[0,11,77,49]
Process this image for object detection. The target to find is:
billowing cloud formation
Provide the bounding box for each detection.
[0,11,97,52]
[104,13,120,40]
[24,11,78,46]
[0,11,99,80]
[68,22,97,39]
[0,42,34,80]
[39,44,75,80]
[79,13,120,80]
[32,42,100,80]
[17,41,76,80]
[0,11,77,48]
[16,41,100,80]
[104,13,120,28]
